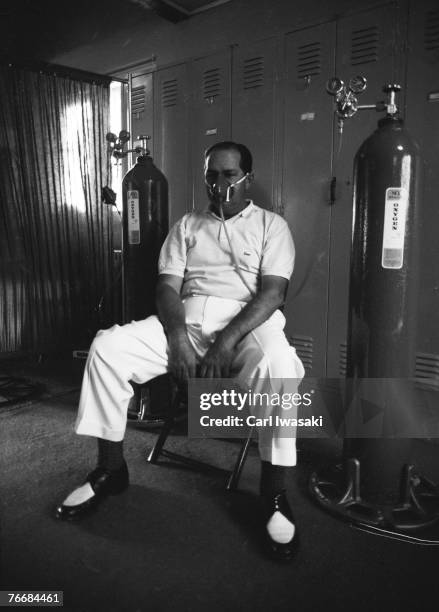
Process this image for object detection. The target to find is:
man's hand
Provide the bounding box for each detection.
[198,335,236,379]
[167,331,197,383]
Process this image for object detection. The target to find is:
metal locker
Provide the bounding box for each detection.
[154,63,190,227]
[189,50,231,211]
[405,0,439,389]
[281,22,336,377]
[231,37,280,209]
[326,3,407,377]
[130,71,154,160]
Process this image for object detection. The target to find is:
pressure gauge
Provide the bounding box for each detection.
[326,77,344,96]
[118,130,130,143]
[349,75,367,94]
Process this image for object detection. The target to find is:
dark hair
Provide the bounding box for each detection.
[204,141,253,174]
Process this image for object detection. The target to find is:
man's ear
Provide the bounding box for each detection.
[245,172,254,188]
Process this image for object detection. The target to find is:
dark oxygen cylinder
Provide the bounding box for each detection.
[122,154,168,323]
[344,115,422,504]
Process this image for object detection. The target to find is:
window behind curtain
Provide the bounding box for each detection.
[0,66,114,354]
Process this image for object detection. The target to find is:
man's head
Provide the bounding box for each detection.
[204,141,253,218]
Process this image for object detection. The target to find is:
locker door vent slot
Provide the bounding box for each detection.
[203,68,222,99]
[350,25,379,66]
[339,342,347,377]
[162,78,178,108]
[243,56,264,90]
[415,352,439,391]
[291,334,313,373]
[424,10,439,52]
[131,85,146,117]
[296,42,321,78]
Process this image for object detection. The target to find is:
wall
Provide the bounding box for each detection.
[46,0,390,74]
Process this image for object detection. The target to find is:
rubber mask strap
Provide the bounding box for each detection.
[225,173,248,202]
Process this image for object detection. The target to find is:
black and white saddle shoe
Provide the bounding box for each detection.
[264,490,298,562]
[54,462,129,521]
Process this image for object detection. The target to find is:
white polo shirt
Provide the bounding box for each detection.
[158,201,295,303]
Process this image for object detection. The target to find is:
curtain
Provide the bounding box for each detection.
[0,65,114,354]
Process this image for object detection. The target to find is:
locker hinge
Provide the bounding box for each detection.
[330,176,337,205]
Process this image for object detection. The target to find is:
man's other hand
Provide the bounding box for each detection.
[198,336,236,379]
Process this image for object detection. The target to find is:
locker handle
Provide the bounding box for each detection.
[330,176,337,205]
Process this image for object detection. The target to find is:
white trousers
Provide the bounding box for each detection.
[75,296,305,466]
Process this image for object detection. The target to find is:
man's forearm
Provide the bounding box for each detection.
[156,279,198,381]
[155,283,187,338]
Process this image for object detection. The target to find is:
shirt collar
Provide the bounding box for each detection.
[206,200,254,221]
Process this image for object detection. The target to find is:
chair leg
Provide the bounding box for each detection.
[226,426,254,491]
[146,385,182,464]
[147,415,176,463]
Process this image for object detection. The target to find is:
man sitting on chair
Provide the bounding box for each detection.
[55,141,305,562]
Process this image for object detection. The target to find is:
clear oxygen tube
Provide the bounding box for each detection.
[206,173,256,298]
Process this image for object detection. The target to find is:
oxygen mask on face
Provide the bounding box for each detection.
[206,173,248,204]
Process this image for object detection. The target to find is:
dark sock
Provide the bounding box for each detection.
[259,461,289,500]
[97,438,125,471]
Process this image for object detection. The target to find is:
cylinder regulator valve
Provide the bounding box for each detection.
[326,76,401,133]
[106,132,152,162]
[326,75,368,119]
[382,83,401,116]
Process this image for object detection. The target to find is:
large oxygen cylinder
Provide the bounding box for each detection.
[122,153,168,323]
[344,114,422,504]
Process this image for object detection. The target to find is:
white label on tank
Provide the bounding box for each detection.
[381,187,408,269]
[127,190,140,245]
